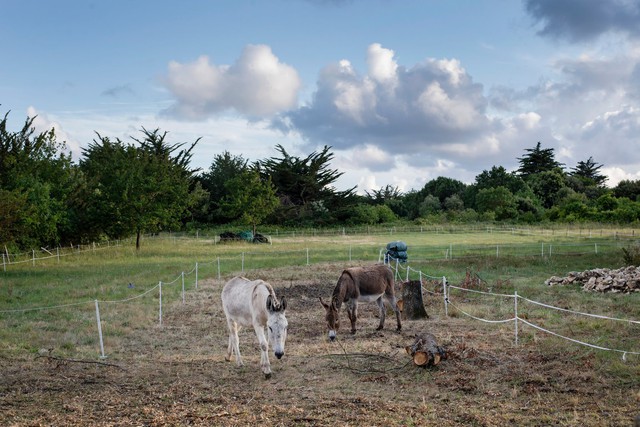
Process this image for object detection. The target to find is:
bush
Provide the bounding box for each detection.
[621,242,640,266]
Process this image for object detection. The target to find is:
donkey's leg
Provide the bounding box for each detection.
[346,300,358,334]
[386,294,403,331]
[375,297,386,330]
[226,320,243,366]
[253,324,272,377]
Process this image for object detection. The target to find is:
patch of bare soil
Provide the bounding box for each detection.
[1,263,638,426]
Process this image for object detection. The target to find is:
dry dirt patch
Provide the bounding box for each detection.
[1,263,638,426]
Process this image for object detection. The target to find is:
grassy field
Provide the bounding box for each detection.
[1,228,639,425]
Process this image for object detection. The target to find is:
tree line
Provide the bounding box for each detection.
[2,110,640,251]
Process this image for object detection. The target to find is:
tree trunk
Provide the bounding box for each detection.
[136,230,141,250]
[400,280,429,320]
[405,332,445,367]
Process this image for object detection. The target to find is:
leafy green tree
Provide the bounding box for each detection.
[527,170,567,209]
[613,180,640,201]
[516,142,564,179]
[398,189,423,220]
[79,129,200,249]
[611,198,640,223]
[475,186,518,220]
[443,194,465,212]
[475,166,528,193]
[0,111,75,249]
[259,144,356,224]
[347,204,380,225]
[364,185,403,205]
[220,170,279,235]
[569,156,607,187]
[420,176,466,204]
[375,204,398,223]
[418,194,441,216]
[0,189,28,246]
[595,193,619,211]
[559,199,592,222]
[197,151,249,224]
[470,166,536,214]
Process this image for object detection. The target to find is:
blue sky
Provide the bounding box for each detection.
[2,0,640,194]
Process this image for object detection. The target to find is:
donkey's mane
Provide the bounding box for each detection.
[331,269,356,308]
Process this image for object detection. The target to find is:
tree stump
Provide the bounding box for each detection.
[405,332,446,368]
[400,280,429,320]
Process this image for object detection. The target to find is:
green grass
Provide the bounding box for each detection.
[1,227,639,363]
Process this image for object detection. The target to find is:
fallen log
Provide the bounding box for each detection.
[405,332,446,368]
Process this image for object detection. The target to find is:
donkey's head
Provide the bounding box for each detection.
[319,297,340,341]
[266,295,288,359]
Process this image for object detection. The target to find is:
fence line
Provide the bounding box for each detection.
[3,224,637,271]
[393,260,639,359]
[2,245,639,360]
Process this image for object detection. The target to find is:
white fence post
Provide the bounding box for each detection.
[242,252,245,273]
[158,281,163,326]
[181,272,185,304]
[443,276,448,317]
[217,257,221,280]
[94,300,106,359]
[514,291,519,347]
[195,262,198,289]
[306,248,310,266]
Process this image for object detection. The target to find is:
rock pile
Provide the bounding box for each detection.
[545,266,640,294]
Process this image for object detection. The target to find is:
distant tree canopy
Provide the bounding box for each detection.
[257,144,357,225]
[0,111,74,249]
[516,141,564,178]
[219,169,279,236]
[76,128,201,249]
[197,151,249,224]
[569,156,607,187]
[365,185,403,205]
[3,107,640,251]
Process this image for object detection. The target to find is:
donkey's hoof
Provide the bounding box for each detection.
[376,326,384,331]
[264,372,272,380]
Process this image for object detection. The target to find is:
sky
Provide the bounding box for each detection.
[2,0,640,194]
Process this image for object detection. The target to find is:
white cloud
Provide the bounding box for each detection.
[348,144,395,171]
[162,45,301,119]
[284,43,490,155]
[367,43,398,87]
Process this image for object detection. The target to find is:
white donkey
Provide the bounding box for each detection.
[221,276,288,378]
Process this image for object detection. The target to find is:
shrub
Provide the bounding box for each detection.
[621,242,640,266]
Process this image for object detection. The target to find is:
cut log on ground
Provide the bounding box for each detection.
[405,332,446,368]
[400,280,429,320]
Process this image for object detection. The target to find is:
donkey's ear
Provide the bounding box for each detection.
[319,297,329,309]
[280,296,287,311]
[266,294,274,312]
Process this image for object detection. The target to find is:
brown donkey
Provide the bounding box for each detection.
[320,264,402,340]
